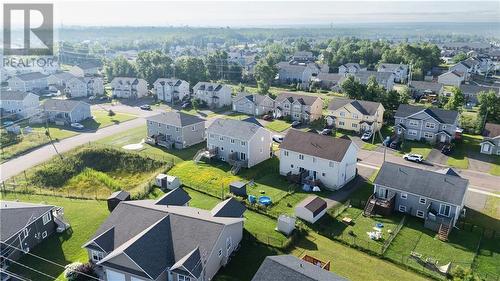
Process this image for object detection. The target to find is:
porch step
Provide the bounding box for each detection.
[438,223,450,241]
[363,194,375,217]
[230,163,242,175]
[193,149,205,163]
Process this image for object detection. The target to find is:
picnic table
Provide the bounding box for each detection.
[342,217,353,225]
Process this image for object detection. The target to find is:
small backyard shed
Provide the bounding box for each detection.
[155,173,181,190]
[277,214,296,236]
[229,181,247,197]
[295,196,327,224]
[107,190,131,212]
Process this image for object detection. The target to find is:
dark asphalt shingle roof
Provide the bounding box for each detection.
[170,247,203,278]
[395,104,458,124]
[374,162,469,206]
[459,84,499,96]
[327,98,381,116]
[208,118,266,140]
[43,99,89,112]
[410,81,444,93]
[147,111,205,127]
[275,92,321,106]
[155,188,191,206]
[297,196,327,213]
[13,72,48,81]
[211,197,246,218]
[233,92,274,106]
[154,78,184,87]
[0,201,54,241]
[251,255,349,281]
[0,91,33,101]
[281,129,353,162]
[108,190,130,201]
[483,123,500,138]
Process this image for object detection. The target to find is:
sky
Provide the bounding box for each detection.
[3,0,500,27]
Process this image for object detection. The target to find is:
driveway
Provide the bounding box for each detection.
[467,151,492,173]
[426,148,448,165]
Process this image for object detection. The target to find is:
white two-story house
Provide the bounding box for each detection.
[274,92,323,123]
[193,82,232,109]
[279,129,359,190]
[377,63,409,83]
[153,78,190,103]
[66,77,104,98]
[110,77,148,99]
[232,92,275,116]
[7,72,48,92]
[146,111,206,149]
[0,91,40,118]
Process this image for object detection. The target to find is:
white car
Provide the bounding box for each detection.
[403,153,424,163]
[361,131,373,141]
[70,123,85,130]
[272,135,284,143]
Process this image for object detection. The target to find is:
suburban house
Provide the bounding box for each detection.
[312,73,346,91]
[291,51,315,63]
[279,129,359,190]
[394,104,459,144]
[409,81,444,99]
[47,72,77,88]
[459,84,499,106]
[276,61,317,87]
[1,201,69,277]
[43,99,92,124]
[437,71,465,87]
[146,111,206,149]
[110,77,148,99]
[7,72,48,92]
[366,162,468,240]
[274,92,323,123]
[377,63,409,83]
[0,91,40,118]
[480,123,500,155]
[232,92,275,116]
[192,82,232,109]
[338,63,366,75]
[200,118,272,172]
[351,71,395,90]
[153,78,190,103]
[66,77,104,98]
[326,98,384,133]
[82,197,245,281]
[252,255,348,281]
[69,61,101,77]
[295,196,328,224]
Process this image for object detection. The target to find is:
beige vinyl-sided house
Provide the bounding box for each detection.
[326,98,384,133]
[274,92,323,123]
[146,111,206,149]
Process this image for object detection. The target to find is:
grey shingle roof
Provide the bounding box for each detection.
[13,72,48,81]
[410,81,444,93]
[108,190,130,201]
[327,98,381,116]
[281,129,353,162]
[154,78,184,87]
[43,99,89,112]
[193,82,225,92]
[316,73,345,83]
[211,198,246,218]
[156,188,191,206]
[208,118,266,140]
[74,61,101,70]
[483,123,500,138]
[147,111,205,127]
[49,72,77,82]
[378,63,408,72]
[170,247,203,278]
[277,62,310,76]
[275,92,321,106]
[251,255,349,281]
[234,92,274,106]
[0,201,54,241]
[459,84,499,96]
[353,71,393,84]
[374,162,469,206]
[0,91,32,101]
[395,104,458,124]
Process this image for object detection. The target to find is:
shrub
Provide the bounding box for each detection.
[64,262,98,281]
[108,109,115,116]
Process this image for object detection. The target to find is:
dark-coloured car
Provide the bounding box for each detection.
[441,144,453,155]
[389,141,401,150]
[262,114,272,121]
[291,121,301,128]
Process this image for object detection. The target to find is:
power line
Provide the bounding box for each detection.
[0,268,32,281]
[2,257,58,280]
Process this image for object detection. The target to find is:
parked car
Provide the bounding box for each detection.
[100,96,109,101]
[382,136,391,147]
[89,96,96,101]
[272,135,284,143]
[181,101,192,109]
[262,115,272,121]
[441,144,454,155]
[3,121,14,127]
[291,121,301,128]
[389,141,401,150]
[70,123,85,130]
[361,131,373,141]
[140,104,152,110]
[403,153,424,163]
[320,128,332,135]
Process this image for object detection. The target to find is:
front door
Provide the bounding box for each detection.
[377,187,388,199]
[440,134,447,143]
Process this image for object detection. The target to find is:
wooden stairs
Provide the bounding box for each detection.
[363,194,376,217]
[438,223,451,241]
[230,162,242,175]
[193,149,205,163]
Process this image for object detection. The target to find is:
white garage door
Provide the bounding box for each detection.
[106,270,125,281]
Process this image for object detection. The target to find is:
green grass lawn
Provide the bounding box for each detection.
[473,237,500,278]
[488,157,500,176]
[362,143,379,151]
[399,141,433,158]
[81,109,136,130]
[265,119,291,132]
[0,193,109,281]
[385,217,483,279]
[446,134,483,169]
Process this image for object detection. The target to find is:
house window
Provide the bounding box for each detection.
[424,132,433,139]
[416,210,425,218]
[399,205,407,212]
[218,249,223,257]
[158,123,161,127]
[400,193,407,199]
[226,237,232,252]
[241,141,246,146]
[312,157,316,163]
[230,139,235,144]
[352,114,358,119]
[299,154,304,160]
[284,151,289,156]
[409,120,419,127]
[408,130,417,136]
[42,213,51,225]
[42,231,48,238]
[439,204,451,217]
[91,250,104,262]
[340,112,345,117]
[209,134,215,139]
[339,121,345,126]
[329,161,334,167]
[149,121,153,125]
[322,172,325,177]
[352,123,357,128]
[192,125,196,131]
[178,275,191,281]
[442,125,447,129]
[219,136,224,141]
[425,122,436,129]
[22,228,29,238]
[291,164,294,168]
[419,197,426,204]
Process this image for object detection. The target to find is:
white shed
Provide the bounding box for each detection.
[277,215,296,236]
[295,196,328,224]
[155,173,181,190]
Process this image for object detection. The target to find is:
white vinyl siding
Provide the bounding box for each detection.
[416,210,425,218]
[106,270,125,281]
[399,205,407,212]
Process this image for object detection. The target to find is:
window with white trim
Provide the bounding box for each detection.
[425,122,436,129]
[416,210,425,218]
[42,213,51,225]
[423,132,433,139]
[219,136,224,141]
[226,237,232,251]
[352,114,358,119]
[400,193,407,199]
[439,204,451,217]
[339,121,345,126]
[399,205,407,212]
[191,125,196,131]
[442,125,447,129]
[178,275,191,281]
[299,154,304,160]
[408,130,417,136]
[284,151,289,156]
[241,141,246,146]
[230,138,235,144]
[91,250,104,262]
[419,197,426,204]
[409,120,419,127]
[42,231,47,238]
[218,249,223,257]
[352,123,357,128]
[340,112,345,117]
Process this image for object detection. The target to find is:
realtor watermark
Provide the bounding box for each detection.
[3,3,54,56]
